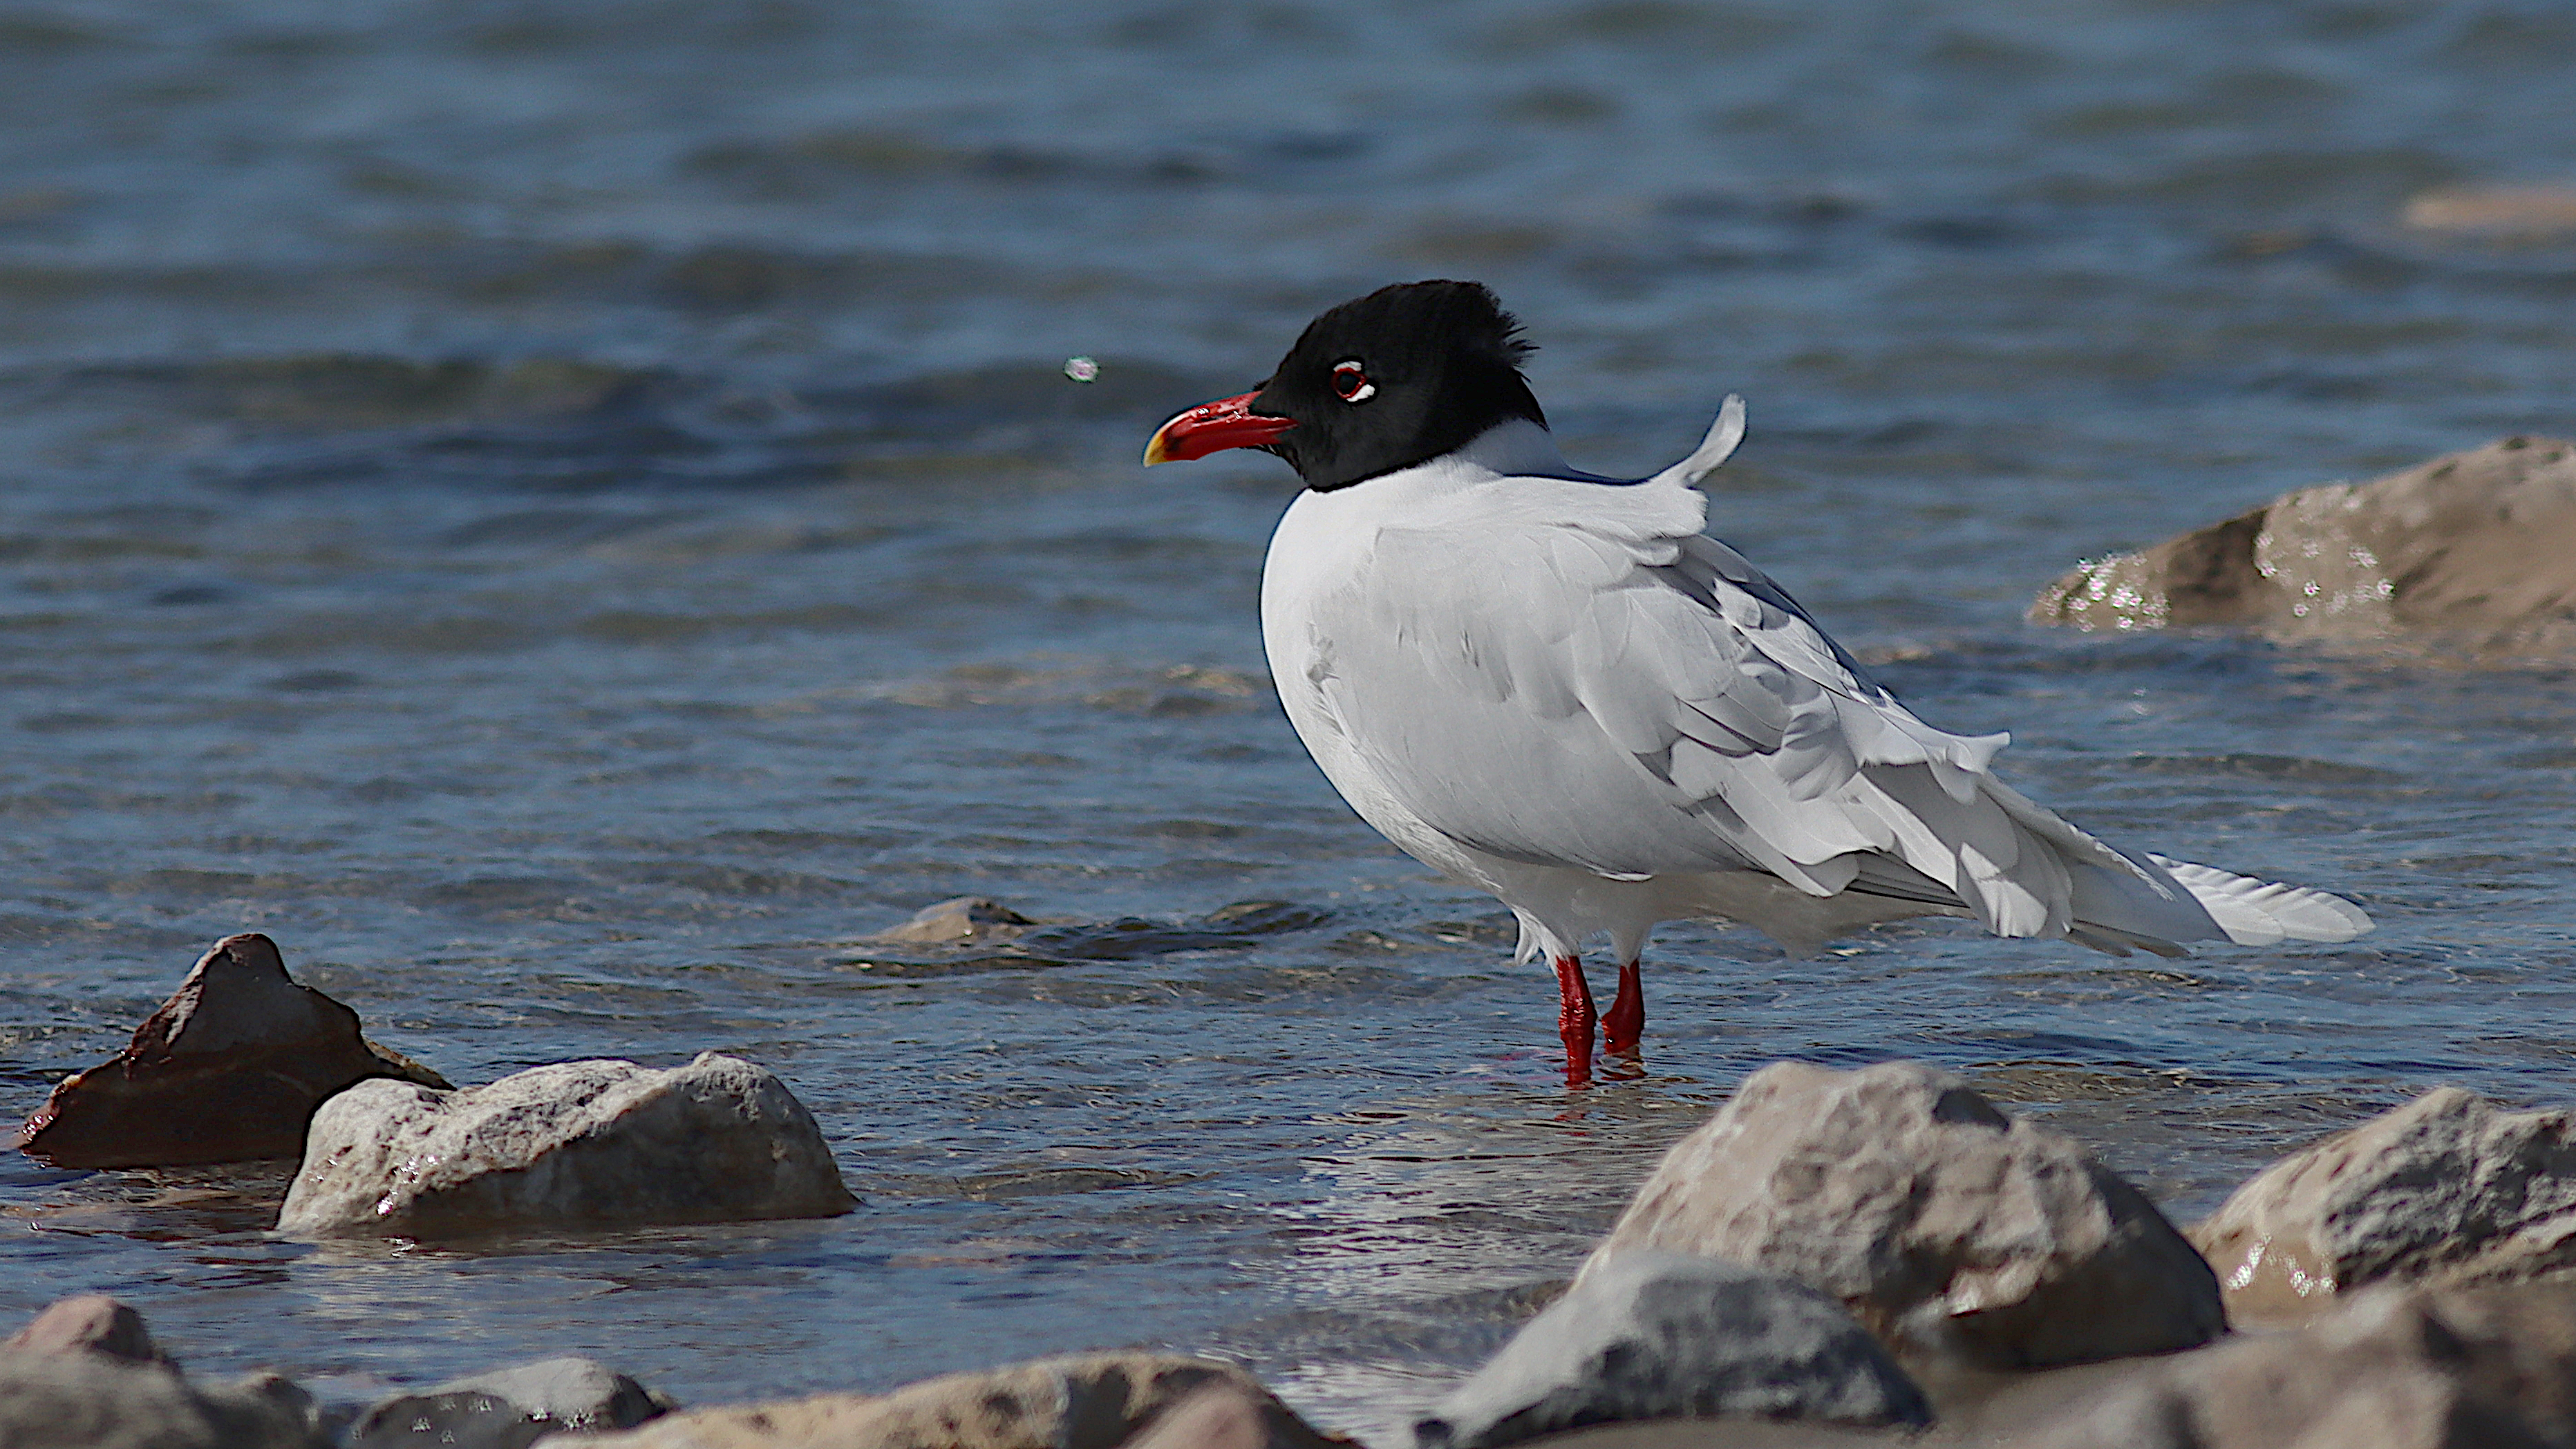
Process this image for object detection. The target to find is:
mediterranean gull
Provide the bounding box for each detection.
[1144,280,2371,1086]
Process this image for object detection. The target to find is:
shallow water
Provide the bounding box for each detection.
[3,0,2575,1441]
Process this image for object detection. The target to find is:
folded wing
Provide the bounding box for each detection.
[1307,438,2369,953]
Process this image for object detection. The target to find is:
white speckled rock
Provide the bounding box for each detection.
[2192,1087,2576,1322]
[276,1052,855,1237]
[1416,1251,1929,1448]
[1581,1061,2222,1369]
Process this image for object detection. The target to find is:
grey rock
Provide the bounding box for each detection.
[871,897,1033,945]
[12,933,450,1169]
[3,1294,176,1369]
[350,1356,673,1448]
[276,1052,856,1237]
[565,1352,1352,1448]
[1583,1061,2222,1369]
[1417,1253,1930,1449]
[0,1351,325,1449]
[2029,436,2576,657]
[2192,1087,2576,1322]
[1989,1280,2576,1449]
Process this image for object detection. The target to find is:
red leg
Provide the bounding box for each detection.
[1603,959,1644,1057]
[1554,954,1597,1088]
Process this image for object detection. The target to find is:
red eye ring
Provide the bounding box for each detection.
[1333,360,1375,403]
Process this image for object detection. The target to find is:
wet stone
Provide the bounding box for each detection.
[2029,436,2576,656]
[1416,1251,1931,1449]
[1583,1061,2223,1370]
[870,895,1035,945]
[350,1356,673,1448]
[2192,1087,2576,1321]
[10,933,450,1170]
[276,1051,855,1237]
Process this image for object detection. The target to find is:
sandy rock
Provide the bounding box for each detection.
[2192,1087,2576,1322]
[1583,1061,2222,1369]
[2405,184,2576,239]
[1124,1382,1355,1449]
[0,1351,325,1449]
[276,1052,855,1237]
[11,933,451,1169]
[3,1295,176,1370]
[351,1356,675,1448]
[563,1353,1350,1449]
[1418,1251,1930,1448]
[871,897,1033,945]
[1990,1280,2576,1448]
[2029,436,2576,655]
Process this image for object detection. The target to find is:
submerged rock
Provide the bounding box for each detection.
[1582,1061,2223,1369]
[2192,1087,2576,1322]
[276,1052,855,1237]
[350,1356,673,1448]
[2,1295,176,1370]
[870,896,1035,946]
[568,1352,1351,1448]
[1416,1251,1930,1448]
[11,933,450,1169]
[1989,1281,2576,1449]
[2029,436,2576,655]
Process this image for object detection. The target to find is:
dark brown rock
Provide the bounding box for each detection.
[2192,1087,2576,1324]
[2029,436,2576,655]
[1581,1061,2224,1370]
[12,934,450,1169]
[2,1296,176,1370]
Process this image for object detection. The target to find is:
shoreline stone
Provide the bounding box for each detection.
[563,1352,1353,1449]
[2028,436,2576,655]
[1581,1061,2224,1369]
[2192,1087,2576,1322]
[349,1356,675,1448]
[11,933,450,1170]
[276,1052,856,1237]
[1417,1251,1930,1448]
[1,1296,325,1449]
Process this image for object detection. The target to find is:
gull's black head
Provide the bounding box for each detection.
[1145,280,1548,492]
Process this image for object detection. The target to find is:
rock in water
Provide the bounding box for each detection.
[1992,1281,2576,1449]
[869,896,1034,945]
[348,1356,673,1448]
[275,1052,855,1237]
[2192,1087,2576,1322]
[2029,436,2576,655]
[1583,1061,2224,1369]
[11,933,450,1169]
[570,1353,1350,1449]
[1414,1251,1930,1448]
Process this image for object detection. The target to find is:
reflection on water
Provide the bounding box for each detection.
[4,0,2576,1441]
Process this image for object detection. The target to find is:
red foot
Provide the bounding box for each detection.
[1554,955,1597,1088]
[1603,960,1644,1057]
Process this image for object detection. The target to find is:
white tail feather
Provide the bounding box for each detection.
[2145,854,2374,946]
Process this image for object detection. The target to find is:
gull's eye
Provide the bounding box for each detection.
[1333,360,1376,403]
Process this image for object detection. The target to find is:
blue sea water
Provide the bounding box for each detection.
[2,1,2574,1439]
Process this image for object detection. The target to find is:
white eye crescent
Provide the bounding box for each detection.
[1333,360,1375,403]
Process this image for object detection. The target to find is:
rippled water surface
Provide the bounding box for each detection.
[5,1,2576,1441]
